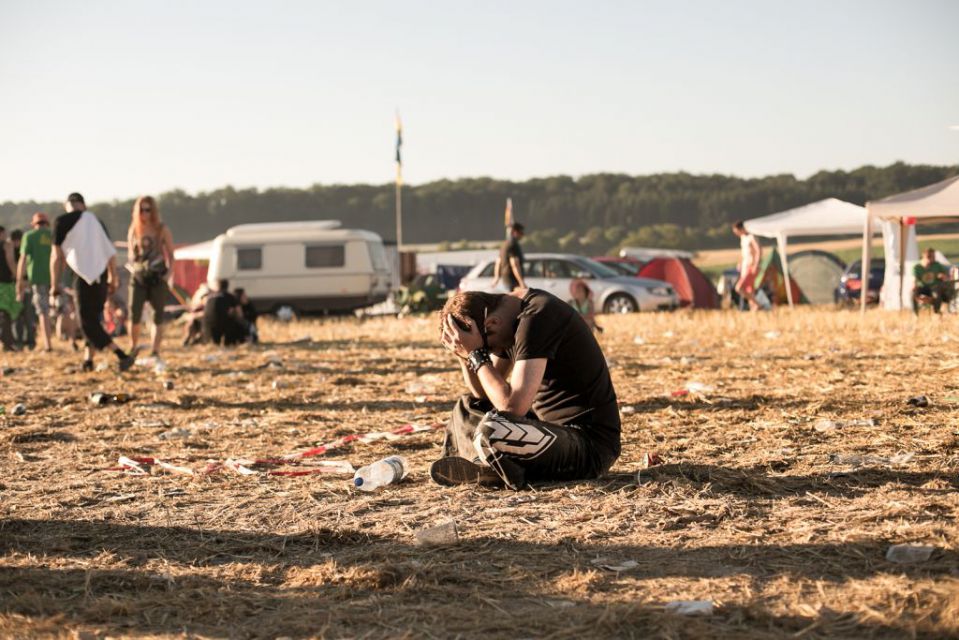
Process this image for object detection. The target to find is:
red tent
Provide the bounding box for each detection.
[638,257,719,309]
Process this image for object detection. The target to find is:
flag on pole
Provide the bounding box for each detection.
[395,112,403,185]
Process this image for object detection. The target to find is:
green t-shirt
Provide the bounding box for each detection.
[913,261,948,287]
[21,227,52,286]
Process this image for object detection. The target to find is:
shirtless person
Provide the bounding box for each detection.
[732,220,761,311]
[433,287,620,489]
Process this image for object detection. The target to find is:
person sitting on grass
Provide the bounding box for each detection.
[182,283,210,346]
[568,278,602,333]
[432,287,620,490]
[234,287,258,344]
[913,248,954,314]
[202,279,246,346]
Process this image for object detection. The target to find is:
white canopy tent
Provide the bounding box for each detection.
[861,175,959,312]
[744,198,880,306]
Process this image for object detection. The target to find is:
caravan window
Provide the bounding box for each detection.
[237,247,262,270]
[305,244,345,268]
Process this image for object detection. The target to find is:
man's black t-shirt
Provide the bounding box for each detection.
[499,237,524,289]
[205,291,239,325]
[0,241,13,283]
[505,289,620,457]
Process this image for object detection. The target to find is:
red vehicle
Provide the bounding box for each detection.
[592,256,646,277]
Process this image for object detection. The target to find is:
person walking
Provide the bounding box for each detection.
[16,213,54,351]
[732,220,761,311]
[9,229,36,349]
[50,193,135,372]
[126,196,174,364]
[0,226,22,351]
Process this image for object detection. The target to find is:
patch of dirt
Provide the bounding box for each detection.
[0,310,957,639]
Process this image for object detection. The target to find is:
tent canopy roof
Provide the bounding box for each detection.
[744,198,878,238]
[867,175,959,220]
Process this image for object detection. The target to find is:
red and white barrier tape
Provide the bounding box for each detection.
[109,421,445,477]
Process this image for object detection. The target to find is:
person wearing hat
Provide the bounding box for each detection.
[16,212,54,351]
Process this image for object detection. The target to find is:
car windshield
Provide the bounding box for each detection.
[609,261,640,275]
[573,257,622,279]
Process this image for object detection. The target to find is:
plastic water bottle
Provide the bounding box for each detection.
[353,455,408,491]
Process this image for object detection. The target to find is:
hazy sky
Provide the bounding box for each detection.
[1,0,957,202]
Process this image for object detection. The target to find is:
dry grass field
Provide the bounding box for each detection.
[1,308,958,639]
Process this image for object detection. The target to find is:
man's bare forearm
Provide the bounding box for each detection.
[475,364,514,412]
[459,359,487,399]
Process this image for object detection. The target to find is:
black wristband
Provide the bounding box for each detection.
[466,348,492,373]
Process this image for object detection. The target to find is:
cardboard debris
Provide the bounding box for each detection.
[414,520,459,546]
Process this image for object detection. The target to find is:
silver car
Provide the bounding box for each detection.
[458,253,679,313]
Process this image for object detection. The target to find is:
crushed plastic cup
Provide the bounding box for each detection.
[405,376,439,396]
[886,544,934,564]
[665,600,714,616]
[414,520,459,546]
[814,419,839,433]
[11,403,26,416]
[591,558,638,572]
[159,427,194,441]
[620,405,636,415]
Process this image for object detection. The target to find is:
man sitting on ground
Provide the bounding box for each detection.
[202,279,246,346]
[913,248,953,314]
[433,287,621,489]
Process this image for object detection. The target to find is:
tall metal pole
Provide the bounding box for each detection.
[860,211,872,315]
[394,111,403,251]
[395,166,403,250]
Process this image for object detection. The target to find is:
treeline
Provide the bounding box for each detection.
[2,162,956,254]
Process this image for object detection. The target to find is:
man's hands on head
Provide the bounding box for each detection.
[440,314,484,359]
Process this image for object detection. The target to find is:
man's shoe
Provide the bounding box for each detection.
[118,354,136,372]
[430,457,504,487]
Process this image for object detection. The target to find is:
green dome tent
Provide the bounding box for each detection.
[787,250,846,305]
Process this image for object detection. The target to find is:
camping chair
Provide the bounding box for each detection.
[912,277,958,315]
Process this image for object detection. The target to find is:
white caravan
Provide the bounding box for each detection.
[207,221,391,313]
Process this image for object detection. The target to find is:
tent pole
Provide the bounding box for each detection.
[778,234,793,307]
[861,211,872,315]
[899,218,907,310]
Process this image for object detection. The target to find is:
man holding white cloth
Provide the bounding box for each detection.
[50,193,134,372]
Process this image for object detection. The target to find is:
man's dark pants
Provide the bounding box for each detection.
[75,275,113,350]
[444,396,616,484]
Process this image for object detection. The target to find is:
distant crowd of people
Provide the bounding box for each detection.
[0,193,257,370]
